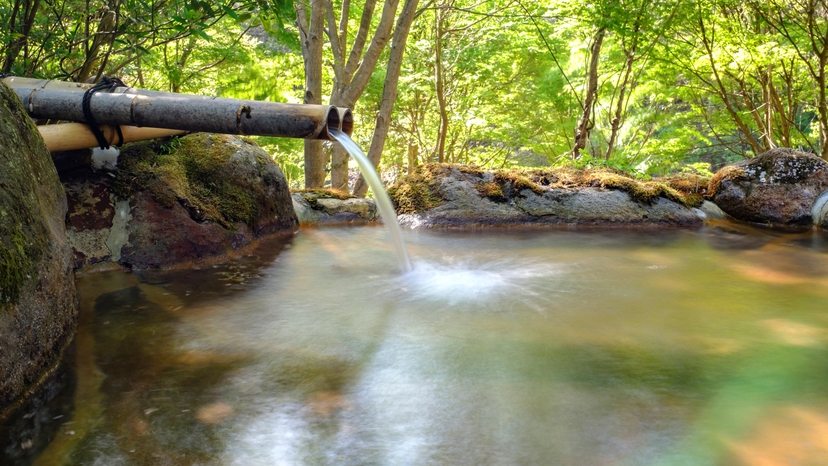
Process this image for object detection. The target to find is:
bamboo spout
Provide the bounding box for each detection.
[3,77,351,140]
[338,108,354,136]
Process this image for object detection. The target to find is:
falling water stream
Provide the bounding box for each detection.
[329,128,412,272]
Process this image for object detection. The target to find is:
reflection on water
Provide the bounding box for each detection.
[3,223,828,465]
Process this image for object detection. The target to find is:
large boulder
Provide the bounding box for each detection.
[708,148,828,226]
[61,133,298,269]
[389,164,705,228]
[0,83,77,412]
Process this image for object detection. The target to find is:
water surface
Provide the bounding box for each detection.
[4,223,828,465]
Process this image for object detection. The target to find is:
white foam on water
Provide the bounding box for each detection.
[390,257,565,309]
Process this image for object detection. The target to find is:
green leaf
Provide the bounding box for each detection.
[221,5,240,21]
[191,28,211,41]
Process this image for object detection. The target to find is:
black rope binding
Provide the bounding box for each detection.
[82,76,126,149]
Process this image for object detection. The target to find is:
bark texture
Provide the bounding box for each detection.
[353,0,421,197]
[298,0,328,187]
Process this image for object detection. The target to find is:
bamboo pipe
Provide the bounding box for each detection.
[38,123,186,152]
[338,107,354,136]
[2,77,355,137]
[13,87,339,140]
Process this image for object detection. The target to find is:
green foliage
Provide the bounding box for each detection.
[6,0,828,193]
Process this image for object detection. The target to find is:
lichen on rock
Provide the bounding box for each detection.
[708,148,828,226]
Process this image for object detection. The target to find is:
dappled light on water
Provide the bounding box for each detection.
[4,224,828,465]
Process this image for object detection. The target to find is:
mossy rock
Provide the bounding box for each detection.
[0,85,61,307]
[293,188,355,208]
[708,148,828,225]
[389,163,706,216]
[0,82,77,412]
[113,133,292,231]
[388,164,449,215]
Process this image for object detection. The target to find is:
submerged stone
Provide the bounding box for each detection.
[708,148,828,226]
[0,83,77,412]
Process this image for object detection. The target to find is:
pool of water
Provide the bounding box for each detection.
[4,222,828,465]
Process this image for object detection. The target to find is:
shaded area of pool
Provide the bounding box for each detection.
[4,223,828,465]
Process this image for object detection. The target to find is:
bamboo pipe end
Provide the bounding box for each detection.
[314,106,341,141]
[338,108,354,137]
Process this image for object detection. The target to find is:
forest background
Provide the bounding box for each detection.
[3,0,828,195]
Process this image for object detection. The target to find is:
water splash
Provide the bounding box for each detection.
[812,190,828,225]
[330,129,412,272]
[391,257,566,309]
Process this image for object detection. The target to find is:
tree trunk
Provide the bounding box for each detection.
[298,0,327,188]
[353,0,421,197]
[328,0,400,189]
[573,27,605,159]
[2,0,42,74]
[818,51,828,160]
[763,64,774,149]
[77,9,117,83]
[605,48,634,160]
[434,5,449,164]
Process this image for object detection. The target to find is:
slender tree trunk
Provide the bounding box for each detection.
[328,0,400,190]
[407,139,419,171]
[605,48,634,160]
[3,0,42,73]
[573,27,605,159]
[298,0,327,188]
[818,54,828,160]
[764,64,774,149]
[78,9,117,83]
[353,0,421,197]
[697,16,765,156]
[434,5,449,163]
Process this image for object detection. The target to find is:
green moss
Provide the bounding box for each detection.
[387,164,448,214]
[0,84,52,307]
[708,165,747,198]
[389,164,707,213]
[0,223,45,306]
[293,188,355,209]
[477,182,506,202]
[516,166,704,207]
[493,169,547,195]
[113,134,263,229]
